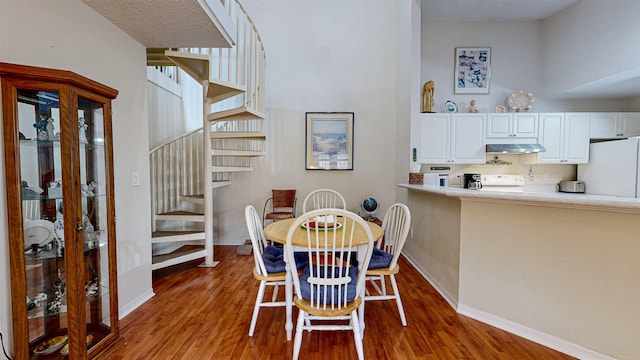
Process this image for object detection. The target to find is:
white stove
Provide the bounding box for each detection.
[479,174,525,192]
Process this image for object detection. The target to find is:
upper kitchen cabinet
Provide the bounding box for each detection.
[538,113,590,164]
[590,112,640,139]
[415,113,485,164]
[486,113,538,139]
[0,62,125,359]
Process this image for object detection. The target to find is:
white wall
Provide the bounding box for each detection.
[541,0,640,99]
[396,0,421,206]
[147,67,205,149]
[421,19,629,113]
[216,0,404,243]
[0,0,153,351]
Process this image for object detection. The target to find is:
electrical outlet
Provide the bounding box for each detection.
[410,226,414,238]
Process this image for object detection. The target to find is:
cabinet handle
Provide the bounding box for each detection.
[76,222,84,231]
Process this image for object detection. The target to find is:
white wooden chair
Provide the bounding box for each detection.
[284,208,374,360]
[245,205,286,336]
[364,203,411,326]
[302,188,346,212]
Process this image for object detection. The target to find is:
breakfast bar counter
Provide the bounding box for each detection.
[398,183,640,360]
[399,183,640,214]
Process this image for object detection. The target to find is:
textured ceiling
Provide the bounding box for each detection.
[82,0,235,48]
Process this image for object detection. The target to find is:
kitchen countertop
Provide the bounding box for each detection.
[398,183,640,214]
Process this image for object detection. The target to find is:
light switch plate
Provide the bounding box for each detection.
[131,171,140,186]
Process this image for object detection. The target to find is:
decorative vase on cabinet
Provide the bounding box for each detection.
[0,63,125,359]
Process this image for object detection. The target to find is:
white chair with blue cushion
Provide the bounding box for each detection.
[245,205,288,336]
[364,203,411,326]
[284,208,374,360]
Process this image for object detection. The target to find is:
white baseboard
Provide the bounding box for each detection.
[457,305,617,360]
[118,288,155,319]
[215,239,246,246]
[400,251,458,310]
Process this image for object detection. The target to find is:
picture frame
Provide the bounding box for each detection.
[454,47,491,94]
[305,112,354,170]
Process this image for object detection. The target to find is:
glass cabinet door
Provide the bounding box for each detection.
[75,94,113,353]
[17,88,70,356]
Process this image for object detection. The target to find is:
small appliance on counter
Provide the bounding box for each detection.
[463,173,482,190]
[556,180,585,193]
[422,173,449,187]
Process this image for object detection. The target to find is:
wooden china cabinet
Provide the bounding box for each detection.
[0,63,125,359]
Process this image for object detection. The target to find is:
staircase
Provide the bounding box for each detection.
[147,0,266,270]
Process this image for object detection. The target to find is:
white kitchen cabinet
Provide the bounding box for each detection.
[590,112,640,139]
[486,113,538,139]
[620,113,640,137]
[417,113,485,164]
[538,113,590,164]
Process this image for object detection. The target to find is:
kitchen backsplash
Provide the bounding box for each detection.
[418,154,577,191]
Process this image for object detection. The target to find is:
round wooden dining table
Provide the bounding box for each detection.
[264,217,384,341]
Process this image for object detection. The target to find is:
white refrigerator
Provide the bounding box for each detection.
[577,137,640,197]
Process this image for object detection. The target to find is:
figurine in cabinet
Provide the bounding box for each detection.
[33,114,49,140]
[79,116,88,143]
[46,116,55,140]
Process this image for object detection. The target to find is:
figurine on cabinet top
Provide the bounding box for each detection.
[421,80,435,113]
[468,100,479,113]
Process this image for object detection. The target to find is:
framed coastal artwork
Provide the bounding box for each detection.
[305,112,354,170]
[454,47,491,94]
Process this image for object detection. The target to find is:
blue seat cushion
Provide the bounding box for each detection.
[368,247,393,269]
[300,265,358,303]
[262,245,308,272]
[293,252,309,270]
[262,245,286,273]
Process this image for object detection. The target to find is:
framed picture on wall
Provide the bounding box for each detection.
[305,112,354,170]
[454,47,491,94]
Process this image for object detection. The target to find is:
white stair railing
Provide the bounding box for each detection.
[149,128,204,231]
[184,0,265,116]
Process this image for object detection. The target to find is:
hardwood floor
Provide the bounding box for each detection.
[111,246,575,360]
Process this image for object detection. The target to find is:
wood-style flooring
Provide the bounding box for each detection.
[111,246,575,360]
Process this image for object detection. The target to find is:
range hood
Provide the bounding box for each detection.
[485,143,546,154]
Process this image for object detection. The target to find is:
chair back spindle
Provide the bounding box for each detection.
[302,188,346,212]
